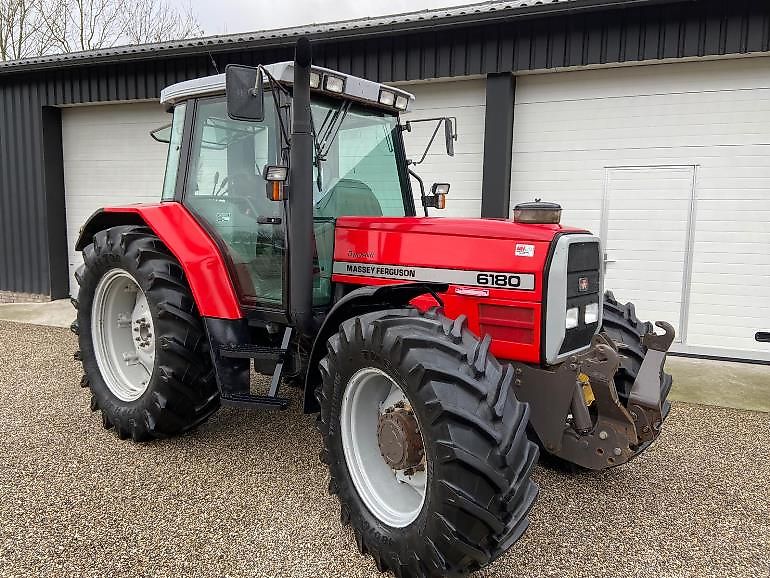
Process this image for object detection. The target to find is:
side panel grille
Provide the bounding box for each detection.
[479,303,536,345]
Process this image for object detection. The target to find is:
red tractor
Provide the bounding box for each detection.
[72,38,673,577]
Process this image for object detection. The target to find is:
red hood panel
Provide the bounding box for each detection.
[331,216,589,363]
[333,216,585,280]
[336,216,585,242]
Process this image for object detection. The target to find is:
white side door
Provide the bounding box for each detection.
[602,165,695,340]
[63,102,169,297]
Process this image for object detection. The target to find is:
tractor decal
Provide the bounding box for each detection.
[332,261,536,290]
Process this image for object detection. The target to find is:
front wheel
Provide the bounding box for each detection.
[317,308,538,577]
[602,290,673,417]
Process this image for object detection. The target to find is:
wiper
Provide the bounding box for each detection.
[311,100,351,189]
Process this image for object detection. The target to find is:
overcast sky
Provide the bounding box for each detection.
[187,0,474,35]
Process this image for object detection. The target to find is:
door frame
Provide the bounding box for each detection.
[600,164,698,344]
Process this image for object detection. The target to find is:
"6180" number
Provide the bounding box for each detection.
[476,273,522,288]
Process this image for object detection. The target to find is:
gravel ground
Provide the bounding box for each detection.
[0,320,768,578]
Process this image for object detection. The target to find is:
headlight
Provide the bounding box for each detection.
[395,95,409,110]
[324,74,345,93]
[566,307,579,329]
[379,89,396,106]
[584,302,599,324]
[309,71,321,89]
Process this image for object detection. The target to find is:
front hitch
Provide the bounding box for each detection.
[514,322,675,470]
[627,321,675,445]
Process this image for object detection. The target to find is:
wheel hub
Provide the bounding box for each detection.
[134,317,153,349]
[377,405,424,471]
[340,367,428,528]
[91,268,155,402]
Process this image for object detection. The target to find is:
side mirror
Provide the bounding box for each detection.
[403,116,457,165]
[444,118,455,157]
[226,64,264,122]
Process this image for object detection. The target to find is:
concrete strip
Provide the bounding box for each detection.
[0,299,74,328]
[666,355,770,413]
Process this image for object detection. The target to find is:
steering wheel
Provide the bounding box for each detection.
[215,172,270,219]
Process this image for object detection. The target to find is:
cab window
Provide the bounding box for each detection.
[160,103,186,201]
[184,97,284,306]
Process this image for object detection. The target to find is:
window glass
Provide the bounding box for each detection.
[310,100,406,306]
[161,103,186,200]
[185,97,284,306]
[311,100,405,219]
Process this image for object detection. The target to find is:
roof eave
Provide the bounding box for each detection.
[0,0,682,75]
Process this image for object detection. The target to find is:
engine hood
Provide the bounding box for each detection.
[331,216,597,365]
[335,216,585,243]
[331,216,589,294]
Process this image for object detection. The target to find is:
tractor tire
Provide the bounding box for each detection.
[601,290,673,418]
[317,307,538,578]
[75,225,219,441]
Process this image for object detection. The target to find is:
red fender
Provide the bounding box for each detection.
[77,203,242,319]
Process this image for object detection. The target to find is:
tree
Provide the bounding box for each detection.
[0,0,203,61]
[0,0,46,60]
[123,0,202,45]
[41,0,130,53]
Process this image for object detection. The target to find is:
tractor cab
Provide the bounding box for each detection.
[155,62,450,315]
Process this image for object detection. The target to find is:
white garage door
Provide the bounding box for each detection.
[400,78,486,217]
[511,57,770,360]
[63,102,170,297]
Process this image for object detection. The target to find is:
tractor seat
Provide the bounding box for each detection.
[315,178,382,218]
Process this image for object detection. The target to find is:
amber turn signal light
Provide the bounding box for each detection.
[264,164,287,201]
[266,180,284,201]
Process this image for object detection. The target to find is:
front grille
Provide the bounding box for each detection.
[559,241,601,355]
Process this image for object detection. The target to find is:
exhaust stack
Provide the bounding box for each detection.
[288,37,314,335]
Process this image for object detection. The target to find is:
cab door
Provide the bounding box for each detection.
[183,96,286,309]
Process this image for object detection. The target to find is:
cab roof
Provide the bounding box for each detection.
[160,61,415,112]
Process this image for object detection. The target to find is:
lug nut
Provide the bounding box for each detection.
[613,447,622,456]
[598,430,608,440]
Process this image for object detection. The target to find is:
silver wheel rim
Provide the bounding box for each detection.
[91,269,155,402]
[340,368,427,528]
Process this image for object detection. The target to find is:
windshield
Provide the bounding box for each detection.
[310,98,407,218]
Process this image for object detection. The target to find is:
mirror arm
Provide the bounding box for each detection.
[410,121,443,166]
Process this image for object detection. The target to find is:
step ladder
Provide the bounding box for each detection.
[218,327,293,410]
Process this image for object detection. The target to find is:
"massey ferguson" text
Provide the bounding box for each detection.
[345,264,417,278]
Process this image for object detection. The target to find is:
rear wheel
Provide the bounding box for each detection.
[317,307,538,577]
[75,225,220,441]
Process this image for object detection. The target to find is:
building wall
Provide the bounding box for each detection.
[510,56,770,359]
[0,0,767,298]
[401,78,486,218]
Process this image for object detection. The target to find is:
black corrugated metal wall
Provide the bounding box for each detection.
[0,0,768,297]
